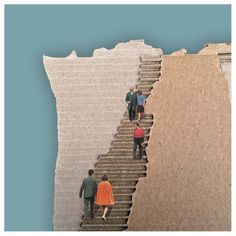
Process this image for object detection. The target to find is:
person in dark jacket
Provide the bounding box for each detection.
[133,122,145,159]
[125,87,138,121]
[79,169,97,219]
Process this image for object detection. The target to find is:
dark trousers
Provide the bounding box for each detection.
[84,197,94,219]
[129,109,136,121]
[133,138,144,159]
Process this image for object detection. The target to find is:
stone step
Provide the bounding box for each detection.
[110,147,146,153]
[113,136,149,142]
[121,119,152,124]
[95,201,132,208]
[111,143,142,148]
[97,208,130,217]
[124,113,153,118]
[120,120,153,127]
[139,71,161,77]
[97,158,147,164]
[139,70,160,75]
[137,83,154,89]
[117,129,150,134]
[81,224,128,231]
[112,139,148,144]
[95,165,146,172]
[94,169,146,174]
[109,179,138,186]
[137,81,158,86]
[113,193,132,201]
[141,56,162,62]
[138,72,161,81]
[55,177,140,186]
[55,201,132,212]
[94,173,145,180]
[138,80,158,86]
[138,76,160,81]
[111,140,149,145]
[115,133,150,138]
[118,126,152,131]
[98,155,147,159]
[94,172,146,179]
[83,216,128,225]
[136,87,153,93]
[140,64,161,70]
[107,151,146,156]
[93,207,130,215]
[118,126,150,130]
[108,150,146,155]
[143,92,151,97]
[113,186,136,194]
[111,143,147,148]
[110,146,137,151]
[111,140,135,145]
[95,163,146,168]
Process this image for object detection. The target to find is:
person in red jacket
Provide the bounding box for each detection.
[133,122,145,159]
[96,175,114,221]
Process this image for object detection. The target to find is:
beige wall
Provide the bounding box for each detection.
[127,54,231,230]
[43,40,163,230]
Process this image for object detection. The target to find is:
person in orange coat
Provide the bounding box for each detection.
[96,175,114,221]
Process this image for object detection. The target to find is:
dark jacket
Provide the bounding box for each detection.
[79,176,97,199]
[125,92,138,111]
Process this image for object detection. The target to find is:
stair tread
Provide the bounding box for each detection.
[79,58,161,231]
[96,163,146,166]
[99,155,147,158]
[82,224,128,227]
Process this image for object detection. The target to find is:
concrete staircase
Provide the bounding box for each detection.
[80,55,162,231]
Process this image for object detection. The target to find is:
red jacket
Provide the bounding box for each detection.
[134,127,144,138]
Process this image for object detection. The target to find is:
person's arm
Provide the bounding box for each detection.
[141,129,145,143]
[94,181,98,195]
[79,180,85,198]
[125,93,130,103]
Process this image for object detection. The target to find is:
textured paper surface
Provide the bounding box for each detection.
[43,40,163,230]
[127,49,231,230]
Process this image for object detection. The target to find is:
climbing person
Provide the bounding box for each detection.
[136,90,145,121]
[125,87,138,122]
[79,169,97,220]
[133,122,145,160]
[96,175,114,221]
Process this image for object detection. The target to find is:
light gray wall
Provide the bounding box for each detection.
[43,40,163,230]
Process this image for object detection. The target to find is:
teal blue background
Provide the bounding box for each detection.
[5,5,231,231]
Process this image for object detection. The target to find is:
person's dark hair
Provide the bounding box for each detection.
[101,175,108,181]
[138,90,142,95]
[88,169,94,176]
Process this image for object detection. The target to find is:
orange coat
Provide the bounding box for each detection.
[96,181,114,206]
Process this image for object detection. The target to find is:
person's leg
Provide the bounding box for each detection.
[132,109,136,121]
[138,112,141,121]
[138,141,143,159]
[103,207,108,217]
[128,109,132,121]
[133,141,137,159]
[102,206,108,220]
[84,198,89,219]
[90,198,94,219]
[101,206,105,215]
